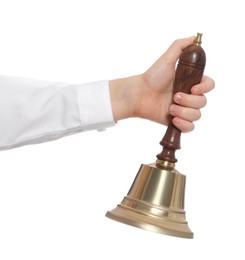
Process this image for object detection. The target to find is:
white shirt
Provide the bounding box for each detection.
[0,76,116,150]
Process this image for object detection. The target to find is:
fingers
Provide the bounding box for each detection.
[172,117,195,133]
[169,104,201,122]
[173,92,207,109]
[170,74,215,119]
[170,75,215,133]
[191,75,215,95]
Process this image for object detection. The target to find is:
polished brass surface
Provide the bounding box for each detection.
[156,159,175,170]
[106,162,193,238]
[194,32,202,46]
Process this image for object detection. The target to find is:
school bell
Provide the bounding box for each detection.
[106,33,206,238]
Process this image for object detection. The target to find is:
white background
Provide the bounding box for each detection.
[0,0,244,259]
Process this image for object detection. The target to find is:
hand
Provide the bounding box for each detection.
[109,36,215,132]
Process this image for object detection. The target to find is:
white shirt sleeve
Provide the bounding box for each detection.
[0,76,116,151]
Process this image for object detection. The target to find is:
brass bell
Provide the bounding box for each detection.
[106,33,206,239]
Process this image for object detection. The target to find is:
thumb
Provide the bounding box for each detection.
[164,36,195,63]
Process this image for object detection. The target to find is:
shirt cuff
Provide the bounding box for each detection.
[77,80,116,131]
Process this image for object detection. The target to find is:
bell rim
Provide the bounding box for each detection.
[106,206,193,239]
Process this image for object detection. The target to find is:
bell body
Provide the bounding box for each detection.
[106,162,193,238]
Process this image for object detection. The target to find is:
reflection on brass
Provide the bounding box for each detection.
[194,32,202,46]
[106,162,193,238]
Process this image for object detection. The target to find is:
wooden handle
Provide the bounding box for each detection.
[157,34,206,163]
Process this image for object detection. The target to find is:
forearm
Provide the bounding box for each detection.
[0,76,115,150]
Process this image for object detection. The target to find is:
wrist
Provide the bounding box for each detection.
[109,75,144,122]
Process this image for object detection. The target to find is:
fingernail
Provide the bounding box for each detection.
[169,104,176,114]
[172,117,180,126]
[174,94,182,103]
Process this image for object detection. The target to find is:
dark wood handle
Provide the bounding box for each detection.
[157,36,206,163]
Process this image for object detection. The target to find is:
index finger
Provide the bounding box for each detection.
[191,75,215,95]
